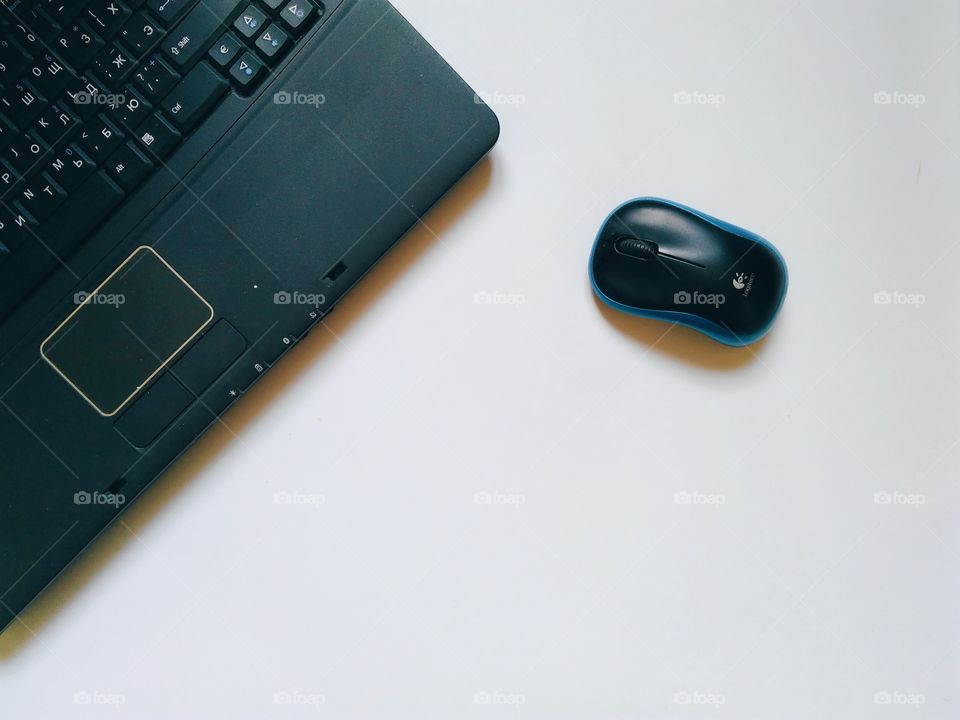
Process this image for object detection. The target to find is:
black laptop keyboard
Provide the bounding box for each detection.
[0,0,322,320]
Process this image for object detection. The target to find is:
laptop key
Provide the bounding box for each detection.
[255,24,290,63]
[133,55,180,101]
[80,116,124,163]
[85,0,133,37]
[56,21,105,68]
[161,62,227,131]
[229,52,263,89]
[0,209,33,252]
[209,31,242,68]
[134,111,180,158]
[106,141,153,190]
[234,5,267,38]
[163,2,229,70]
[119,11,165,59]
[147,0,198,27]
[48,145,96,192]
[15,174,67,225]
[279,0,319,34]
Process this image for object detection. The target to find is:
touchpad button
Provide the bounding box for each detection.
[41,247,214,417]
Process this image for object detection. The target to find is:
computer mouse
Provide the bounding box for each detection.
[589,198,788,347]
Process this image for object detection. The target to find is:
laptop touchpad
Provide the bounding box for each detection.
[41,247,214,417]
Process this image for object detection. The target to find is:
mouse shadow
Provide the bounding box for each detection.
[592,295,768,371]
[0,157,496,660]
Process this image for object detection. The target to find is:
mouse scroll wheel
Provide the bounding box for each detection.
[615,237,659,260]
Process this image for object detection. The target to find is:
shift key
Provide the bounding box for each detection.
[161,63,228,131]
[163,2,232,70]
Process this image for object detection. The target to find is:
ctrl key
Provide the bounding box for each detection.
[161,63,228,132]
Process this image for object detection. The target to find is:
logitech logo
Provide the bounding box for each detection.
[673,290,725,308]
[734,272,756,297]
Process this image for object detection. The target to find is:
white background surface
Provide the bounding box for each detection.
[3,0,960,717]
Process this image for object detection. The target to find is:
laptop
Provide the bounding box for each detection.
[0,0,498,633]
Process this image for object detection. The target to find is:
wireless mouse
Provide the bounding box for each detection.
[589,198,788,347]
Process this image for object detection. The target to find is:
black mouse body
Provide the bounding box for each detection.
[590,198,788,346]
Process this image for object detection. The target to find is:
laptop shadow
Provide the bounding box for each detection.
[0,156,495,660]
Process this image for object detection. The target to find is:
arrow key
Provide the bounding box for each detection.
[255,23,290,63]
[230,52,264,90]
[279,1,319,34]
[233,5,268,39]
